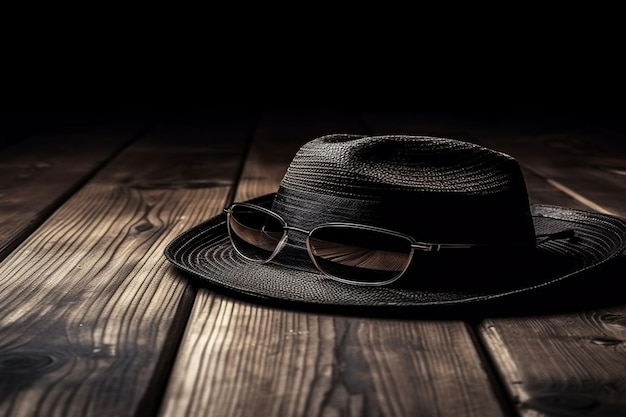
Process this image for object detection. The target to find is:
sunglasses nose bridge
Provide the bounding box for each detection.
[283,225,310,235]
[282,226,312,249]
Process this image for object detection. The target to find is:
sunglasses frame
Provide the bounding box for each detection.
[224,202,482,286]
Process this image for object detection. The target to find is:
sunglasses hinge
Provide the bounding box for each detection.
[412,243,440,252]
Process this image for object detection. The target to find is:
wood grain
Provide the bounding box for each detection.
[0,122,143,260]
[0,111,253,417]
[360,110,626,415]
[472,123,626,416]
[159,109,506,417]
[481,314,626,417]
[7,108,621,417]
[160,293,505,417]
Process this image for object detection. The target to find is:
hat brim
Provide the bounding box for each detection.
[164,193,626,310]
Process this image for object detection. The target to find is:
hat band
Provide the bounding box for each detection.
[271,185,537,247]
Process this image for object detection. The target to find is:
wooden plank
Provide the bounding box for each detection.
[159,109,506,417]
[355,110,626,415]
[0,110,254,417]
[0,122,144,259]
[471,124,626,416]
[481,313,626,417]
[161,296,505,417]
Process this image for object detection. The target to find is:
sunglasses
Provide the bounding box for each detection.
[224,203,483,286]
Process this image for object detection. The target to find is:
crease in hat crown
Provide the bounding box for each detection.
[280,134,520,199]
[270,134,537,246]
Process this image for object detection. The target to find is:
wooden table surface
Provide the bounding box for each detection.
[1,107,625,417]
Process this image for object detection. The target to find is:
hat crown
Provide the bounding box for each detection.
[272,134,536,246]
[282,134,519,197]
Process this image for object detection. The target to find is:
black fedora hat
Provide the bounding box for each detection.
[164,134,626,309]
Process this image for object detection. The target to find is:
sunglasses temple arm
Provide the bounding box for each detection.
[411,242,490,252]
[415,233,574,251]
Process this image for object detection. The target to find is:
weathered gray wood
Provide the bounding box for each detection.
[0,122,143,259]
[0,111,253,417]
[159,109,506,417]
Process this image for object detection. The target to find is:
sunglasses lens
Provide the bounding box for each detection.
[227,205,286,262]
[308,226,413,284]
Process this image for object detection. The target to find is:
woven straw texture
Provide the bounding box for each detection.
[165,194,626,308]
[165,135,626,309]
[272,135,535,246]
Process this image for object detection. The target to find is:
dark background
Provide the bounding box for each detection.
[2,20,625,143]
[3,81,623,146]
